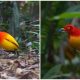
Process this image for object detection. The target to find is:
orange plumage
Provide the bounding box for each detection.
[0,32,19,51]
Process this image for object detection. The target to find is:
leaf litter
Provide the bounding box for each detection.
[0,50,40,79]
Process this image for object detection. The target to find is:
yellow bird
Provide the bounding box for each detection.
[0,32,19,51]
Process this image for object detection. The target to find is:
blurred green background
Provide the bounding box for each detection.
[41,1,80,79]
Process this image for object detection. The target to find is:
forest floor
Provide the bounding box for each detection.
[0,51,40,79]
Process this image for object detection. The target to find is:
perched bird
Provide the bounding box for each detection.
[60,24,80,60]
[62,24,80,50]
[0,32,19,51]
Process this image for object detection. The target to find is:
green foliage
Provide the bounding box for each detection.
[51,12,80,20]
[41,1,80,79]
[43,64,62,79]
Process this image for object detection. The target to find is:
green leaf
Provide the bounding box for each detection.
[43,64,62,79]
[60,12,80,19]
[51,12,80,20]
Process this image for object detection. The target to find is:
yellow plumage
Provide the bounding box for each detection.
[0,32,19,51]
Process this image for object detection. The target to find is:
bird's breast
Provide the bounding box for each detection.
[69,36,80,50]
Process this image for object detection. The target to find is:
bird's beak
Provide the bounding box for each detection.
[57,28,65,32]
[60,28,65,32]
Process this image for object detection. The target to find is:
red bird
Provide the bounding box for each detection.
[61,24,80,60]
[63,24,80,50]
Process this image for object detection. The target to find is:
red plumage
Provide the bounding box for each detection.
[64,24,80,36]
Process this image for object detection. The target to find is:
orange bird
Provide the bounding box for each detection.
[0,32,19,51]
[61,24,80,60]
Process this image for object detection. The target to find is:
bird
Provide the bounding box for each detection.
[0,32,19,51]
[60,24,80,60]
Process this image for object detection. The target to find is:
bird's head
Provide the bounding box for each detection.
[63,24,74,33]
[59,24,80,36]
[60,24,78,35]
